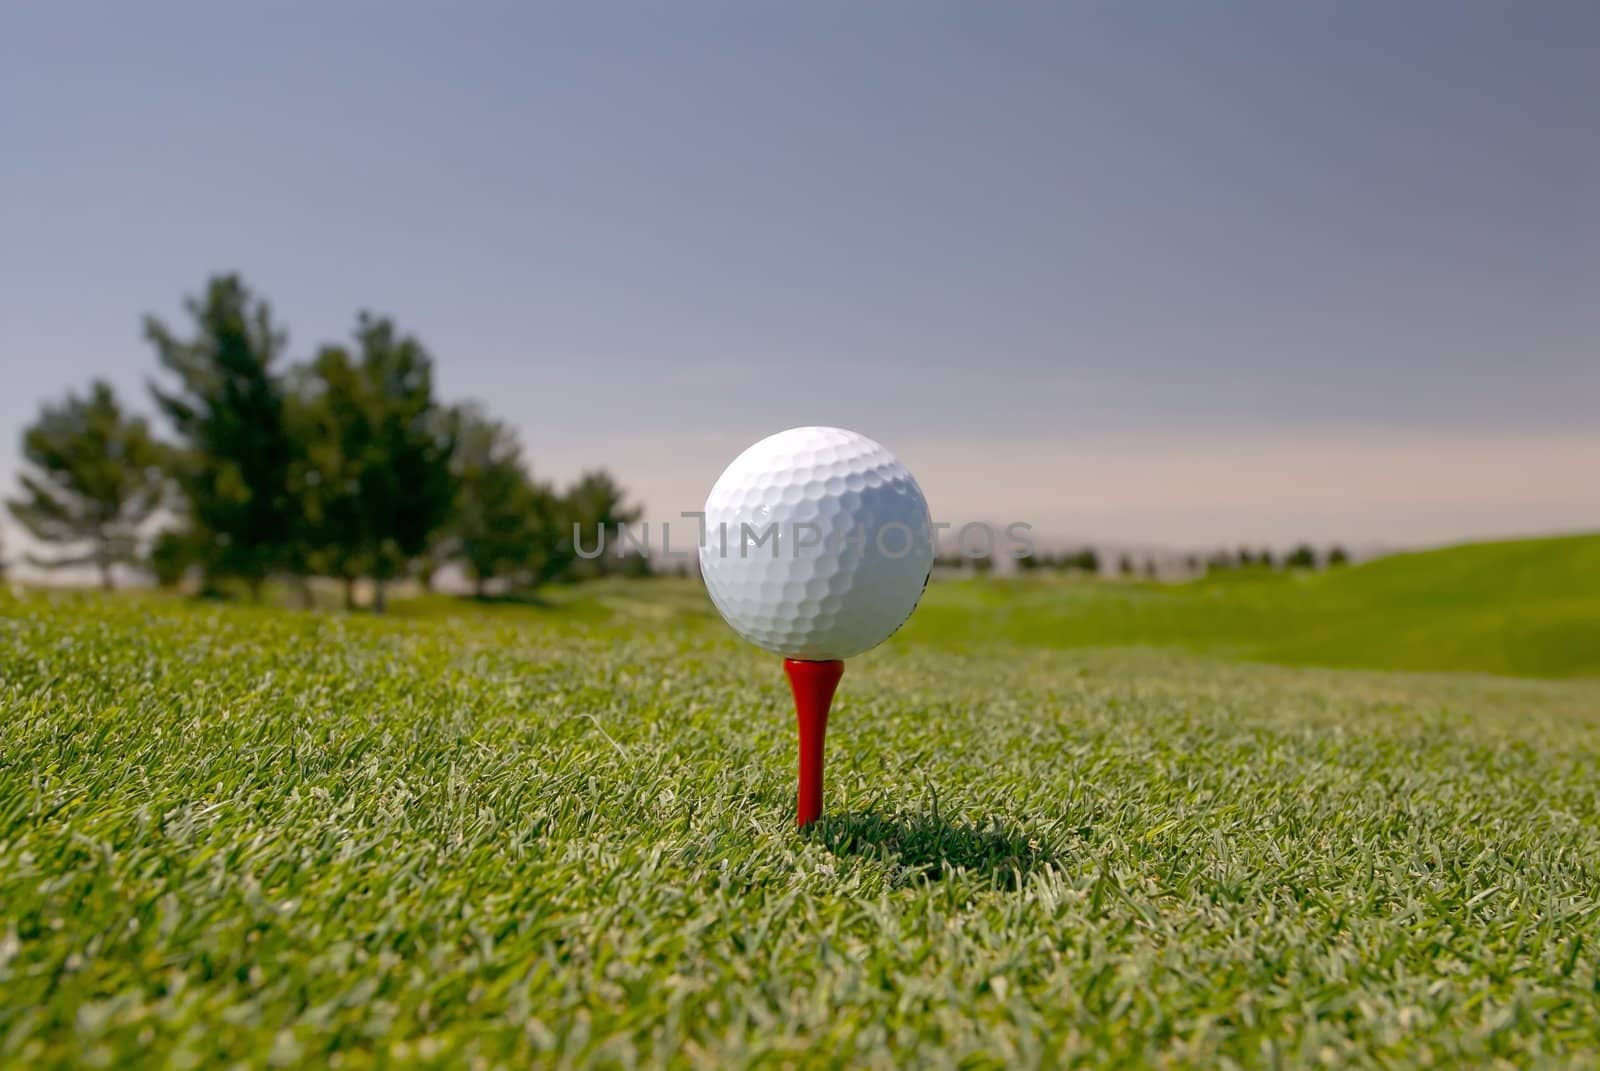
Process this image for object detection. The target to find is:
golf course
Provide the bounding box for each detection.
[3,533,1597,1068]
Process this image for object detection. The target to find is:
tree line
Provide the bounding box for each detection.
[5,274,642,607]
[1011,543,1352,578]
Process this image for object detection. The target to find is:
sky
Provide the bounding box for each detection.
[2,1,1596,561]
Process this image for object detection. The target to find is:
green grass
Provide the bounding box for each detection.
[3,535,1600,1067]
[907,533,1600,678]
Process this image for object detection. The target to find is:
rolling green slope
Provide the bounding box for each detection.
[903,533,1600,678]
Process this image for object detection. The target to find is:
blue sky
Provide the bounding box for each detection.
[2,2,1596,551]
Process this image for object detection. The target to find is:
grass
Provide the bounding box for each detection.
[907,533,1600,678]
[2,535,1599,1068]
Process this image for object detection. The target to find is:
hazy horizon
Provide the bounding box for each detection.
[3,2,1597,568]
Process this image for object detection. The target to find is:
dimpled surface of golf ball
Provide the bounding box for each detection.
[700,426,933,660]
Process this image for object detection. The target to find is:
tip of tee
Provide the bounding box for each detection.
[782,657,845,688]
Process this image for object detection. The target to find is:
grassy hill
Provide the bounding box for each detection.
[903,533,1600,678]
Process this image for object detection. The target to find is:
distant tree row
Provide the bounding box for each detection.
[1014,548,1101,574]
[6,274,642,606]
[1201,544,1350,572]
[1009,544,1353,579]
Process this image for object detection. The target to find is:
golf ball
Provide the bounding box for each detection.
[699,426,934,660]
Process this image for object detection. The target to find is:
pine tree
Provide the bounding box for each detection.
[146,275,298,596]
[447,407,565,597]
[297,314,456,610]
[565,469,642,578]
[7,381,166,589]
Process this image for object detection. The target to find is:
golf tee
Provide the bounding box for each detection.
[783,658,845,828]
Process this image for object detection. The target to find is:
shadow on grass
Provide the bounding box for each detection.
[811,810,1059,888]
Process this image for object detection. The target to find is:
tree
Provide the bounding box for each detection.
[147,527,206,589]
[446,407,566,597]
[297,313,456,610]
[620,547,655,578]
[6,381,166,589]
[564,469,642,578]
[1118,553,1135,577]
[146,275,298,597]
[290,350,368,605]
[1327,545,1350,567]
[1285,543,1318,569]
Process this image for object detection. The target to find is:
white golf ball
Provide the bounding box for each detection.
[699,426,934,660]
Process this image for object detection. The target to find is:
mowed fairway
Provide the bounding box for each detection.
[3,539,1600,1068]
